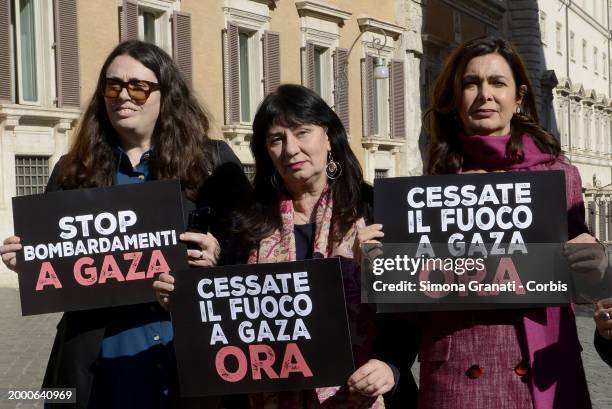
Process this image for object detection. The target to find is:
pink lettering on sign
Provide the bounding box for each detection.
[250,344,279,380]
[214,343,313,382]
[74,257,97,286]
[279,342,313,378]
[124,252,145,281]
[35,262,63,291]
[492,257,525,295]
[71,251,171,286]
[146,250,170,278]
[98,255,125,284]
[215,346,248,383]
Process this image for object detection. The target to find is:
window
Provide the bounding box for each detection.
[582,39,587,66]
[137,5,172,53]
[12,0,55,105]
[603,53,608,78]
[584,111,591,150]
[539,11,546,43]
[242,164,255,183]
[238,31,252,123]
[569,31,575,60]
[17,0,36,101]
[15,156,49,196]
[302,44,332,106]
[555,22,562,53]
[594,47,599,73]
[141,11,157,44]
[296,2,349,108]
[313,46,332,104]
[372,58,390,137]
[374,169,388,179]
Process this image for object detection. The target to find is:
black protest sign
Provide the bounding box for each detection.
[12,180,188,315]
[370,171,572,308]
[171,258,354,397]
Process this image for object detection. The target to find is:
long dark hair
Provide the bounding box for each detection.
[240,84,366,248]
[58,40,212,200]
[423,36,561,175]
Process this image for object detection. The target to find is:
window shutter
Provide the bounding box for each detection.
[54,0,80,108]
[0,0,12,102]
[263,31,280,95]
[390,59,405,139]
[361,54,376,136]
[304,41,315,89]
[121,0,138,41]
[333,47,349,132]
[224,22,240,124]
[172,11,192,87]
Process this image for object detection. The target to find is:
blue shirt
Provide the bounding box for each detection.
[87,148,176,409]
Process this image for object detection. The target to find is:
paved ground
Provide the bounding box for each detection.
[0,287,609,409]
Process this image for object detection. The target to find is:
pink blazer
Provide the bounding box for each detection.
[417,160,592,409]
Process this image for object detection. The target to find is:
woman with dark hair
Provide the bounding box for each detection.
[155,83,417,408]
[245,83,399,408]
[370,37,606,409]
[0,40,245,409]
[422,36,607,409]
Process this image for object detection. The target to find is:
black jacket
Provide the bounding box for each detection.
[595,330,612,368]
[41,140,251,409]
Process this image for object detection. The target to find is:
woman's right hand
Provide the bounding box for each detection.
[595,301,612,340]
[153,273,175,310]
[354,224,384,261]
[1,236,22,272]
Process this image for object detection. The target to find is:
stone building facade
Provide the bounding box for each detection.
[0,0,611,284]
[508,0,612,241]
[0,0,421,284]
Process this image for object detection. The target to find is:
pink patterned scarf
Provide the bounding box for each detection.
[247,186,382,409]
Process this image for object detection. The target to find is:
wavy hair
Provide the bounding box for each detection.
[423,36,561,175]
[58,40,212,200]
[240,84,366,248]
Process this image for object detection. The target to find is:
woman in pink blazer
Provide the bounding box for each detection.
[364,37,607,409]
[420,36,607,409]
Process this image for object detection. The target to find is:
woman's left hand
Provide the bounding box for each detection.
[354,224,384,261]
[347,359,394,397]
[181,232,221,267]
[594,302,612,340]
[564,233,607,283]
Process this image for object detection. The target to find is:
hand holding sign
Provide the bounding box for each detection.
[564,233,607,283]
[595,299,612,340]
[182,232,221,267]
[1,235,22,271]
[354,224,384,261]
[347,359,395,397]
[153,272,175,310]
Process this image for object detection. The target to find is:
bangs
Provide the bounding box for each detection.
[258,93,324,132]
[272,112,306,129]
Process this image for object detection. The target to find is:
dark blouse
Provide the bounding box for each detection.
[294,223,315,260]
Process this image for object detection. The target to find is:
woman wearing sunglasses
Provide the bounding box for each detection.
[0,40,248,409]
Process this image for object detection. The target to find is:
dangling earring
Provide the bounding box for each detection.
[515,105,522,115]
[326,151,342,179]
[270,172,280,189]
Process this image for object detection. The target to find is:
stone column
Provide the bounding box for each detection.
[396,0,425,176]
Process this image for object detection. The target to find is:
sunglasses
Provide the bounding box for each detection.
[102,78,160,105]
